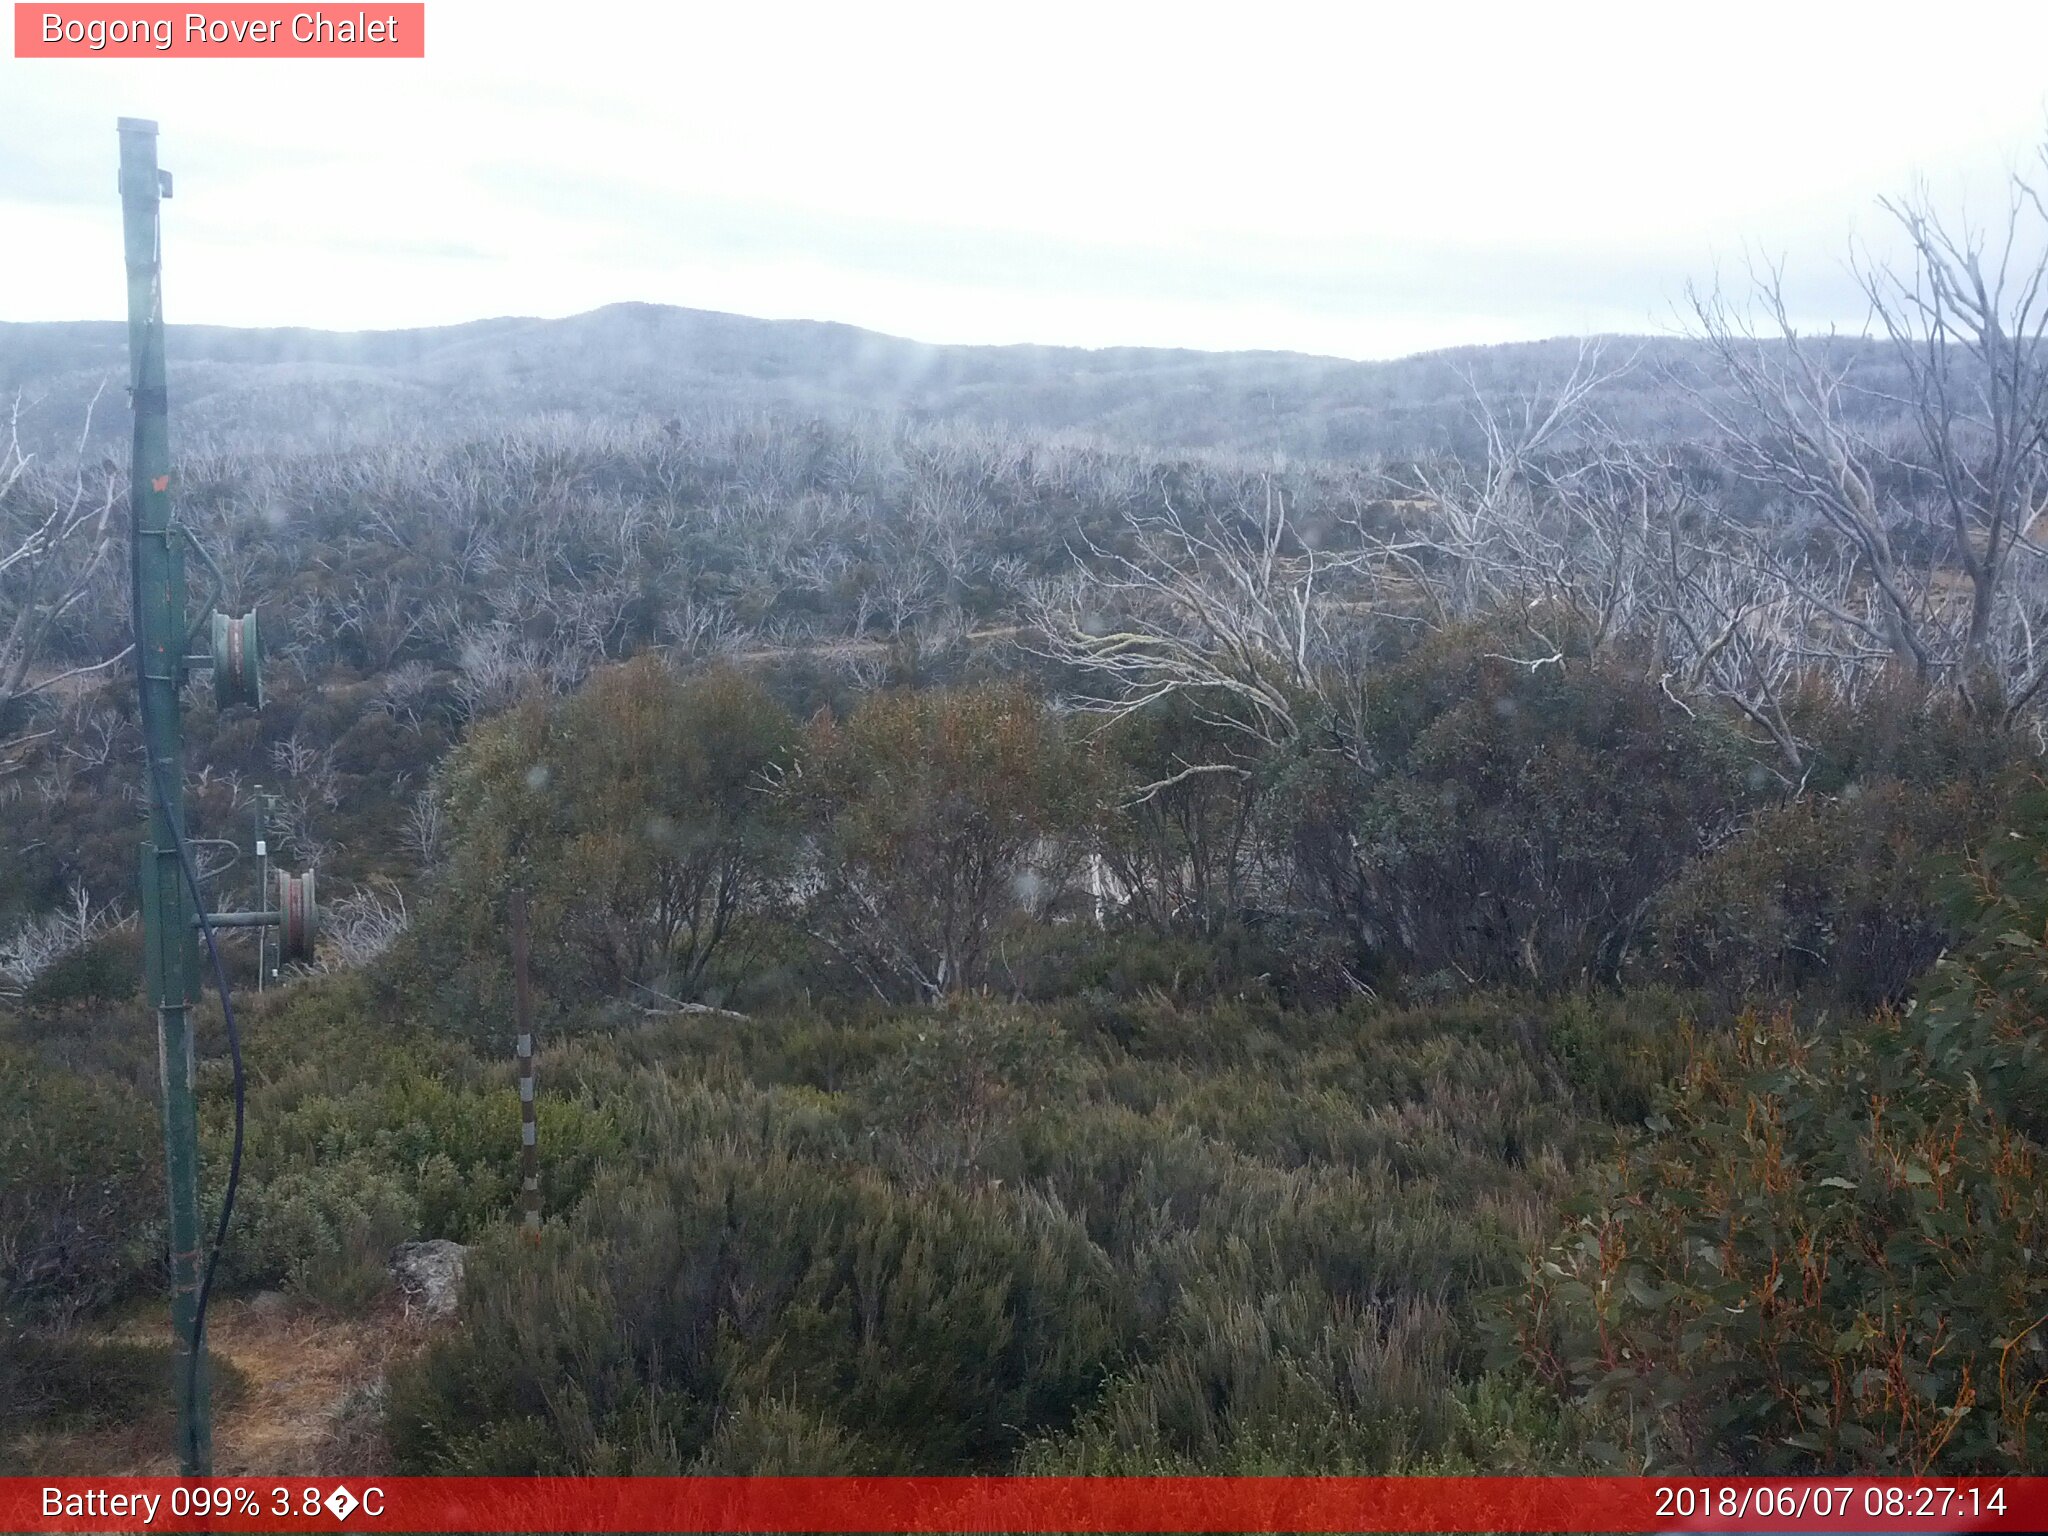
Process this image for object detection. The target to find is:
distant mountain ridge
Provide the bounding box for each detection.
[0,301,1872,461]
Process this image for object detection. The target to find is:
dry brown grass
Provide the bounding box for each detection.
[6,1295,429,1477]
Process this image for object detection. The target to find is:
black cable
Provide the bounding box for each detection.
[129,217,246,1455]
[153,744,245,1447]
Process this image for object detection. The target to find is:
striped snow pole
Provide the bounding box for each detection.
[511,888,540,1240]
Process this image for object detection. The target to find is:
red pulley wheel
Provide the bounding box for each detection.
[211,609,264,710]
[275,868,317,963]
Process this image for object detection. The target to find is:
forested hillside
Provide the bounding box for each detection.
[0,305,1912,462]
[5,161,2048,1478]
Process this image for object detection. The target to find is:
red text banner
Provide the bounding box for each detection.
[3,1476,2044,1533]
[14,4,424,57]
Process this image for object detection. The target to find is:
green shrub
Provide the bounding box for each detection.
[1653,783,1961,1008]
[1918,781,2048,1144]
[1026,1287,1459,1473]
[212,980,627,1249]
[387,1150,1126,1473]
[1089,697,1265,936]
[0,1337,247,1446]
[21,929,142,1013]
[792,685,1091,1000]
[227,1164,420,1309]
[0,1041,161,1325]
[1279,619,1756,988]
[1538,987,1695,1125]
[421,658,798,1025]
[683,1395,877,1473]
[1505,809,2048,1475]
[857,1002,1086,1181]
[1503,790,2047,1473]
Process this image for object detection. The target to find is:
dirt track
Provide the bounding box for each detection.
[9,1296,415,1476]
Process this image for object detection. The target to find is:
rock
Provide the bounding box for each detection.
[246,1288,291,1318]
[389,1239,467,1320]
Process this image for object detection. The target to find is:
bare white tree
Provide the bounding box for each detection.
[1685,148,2048,727]
[271,727,341,806]
[1370,342,1641,638]
[1647,514,1829,773]
[451,621,549,719]
[334,576,426,671]
[659,594,746,658]
[372,659,441,732]
[1418,418,1843,775]
[1032,478,1373,774]
[56,696,126,770]
[311,879,410,972]
[0,880,126,999]
[1,392,130,765]
[268,791,333,871]
[400,784,445,865]
[879,560,936,639]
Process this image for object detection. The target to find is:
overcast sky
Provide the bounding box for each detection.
[4,0,2048,358]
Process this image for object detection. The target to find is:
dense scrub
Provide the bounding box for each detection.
[1505,786,2048,1470]
[126,974,1685,1472]
[1,415,1404,957]
[5,413,2044,1475]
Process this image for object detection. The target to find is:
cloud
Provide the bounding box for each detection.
[2,0,2045,355]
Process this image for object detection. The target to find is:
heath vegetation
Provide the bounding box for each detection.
[5,150,2048,1475]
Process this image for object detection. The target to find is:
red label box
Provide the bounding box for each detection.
[14,3,425,56]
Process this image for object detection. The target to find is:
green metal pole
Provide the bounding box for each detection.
[254,786,268,993]
[120,115,211,1478]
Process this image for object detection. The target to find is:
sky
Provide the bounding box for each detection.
[4,0,2048,359]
